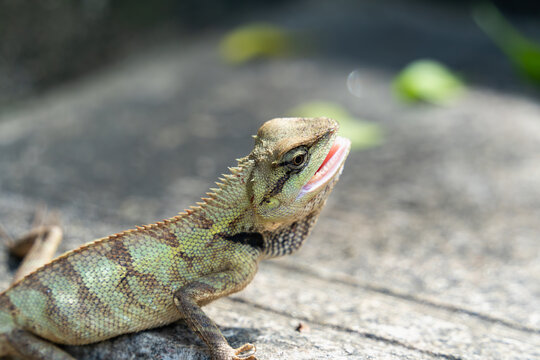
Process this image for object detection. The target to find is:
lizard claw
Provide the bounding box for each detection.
[212,343,257,360]
[233,343,257,360]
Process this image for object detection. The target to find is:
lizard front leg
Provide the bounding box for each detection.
[173,270,257,360]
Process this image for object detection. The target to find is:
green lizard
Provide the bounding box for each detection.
[0,117,351,360]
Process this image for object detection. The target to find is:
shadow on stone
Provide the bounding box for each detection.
[65,321,261,360]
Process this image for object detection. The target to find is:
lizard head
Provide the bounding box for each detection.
[250,117,351,229]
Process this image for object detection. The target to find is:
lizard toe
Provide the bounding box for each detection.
[233,343,257,359]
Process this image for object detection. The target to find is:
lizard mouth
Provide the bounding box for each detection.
[298,136,351,198]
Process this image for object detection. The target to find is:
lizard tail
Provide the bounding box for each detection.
[0,306,16,357]
[0,305,74,359]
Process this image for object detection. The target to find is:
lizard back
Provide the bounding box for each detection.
[0,160,260,345]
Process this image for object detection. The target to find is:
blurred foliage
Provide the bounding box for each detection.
[288,101,383,151]
[220,23,295,64]
[473,3,540,86]
[393,59,465,105]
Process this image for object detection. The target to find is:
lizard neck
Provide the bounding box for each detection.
[176,156,322,258]
[190,156,323,258]
[187,157,257,234]
[261,210,321,259]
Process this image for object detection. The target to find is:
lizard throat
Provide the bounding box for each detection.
[298,136,351,198]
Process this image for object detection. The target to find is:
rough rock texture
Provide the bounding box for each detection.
[0,0,539,359]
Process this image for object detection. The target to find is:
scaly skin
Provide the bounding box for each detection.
[0,117,350,360]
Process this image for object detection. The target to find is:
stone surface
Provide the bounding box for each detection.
[0,0,539,359]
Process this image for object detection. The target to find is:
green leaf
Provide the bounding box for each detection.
[473,3,540,85]
[288,101,383,151]
[219,23,294,64]
[393,59,465,104]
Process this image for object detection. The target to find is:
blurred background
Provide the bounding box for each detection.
[1,0,540,105]
[0,0,539,359]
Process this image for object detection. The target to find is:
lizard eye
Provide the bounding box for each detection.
[292,154,305,166]
[284,146,309,170]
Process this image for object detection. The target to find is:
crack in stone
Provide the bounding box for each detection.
[270,261,540,335]
[229,297,463,360]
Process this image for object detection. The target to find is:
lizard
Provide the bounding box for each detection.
[0,116,351,360]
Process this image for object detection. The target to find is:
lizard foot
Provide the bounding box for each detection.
[213,343,257,360]
[233,343,257,360]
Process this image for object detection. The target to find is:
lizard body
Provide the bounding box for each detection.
[0,117,350,360]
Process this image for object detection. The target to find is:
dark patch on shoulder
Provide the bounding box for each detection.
[225,232,265,250]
